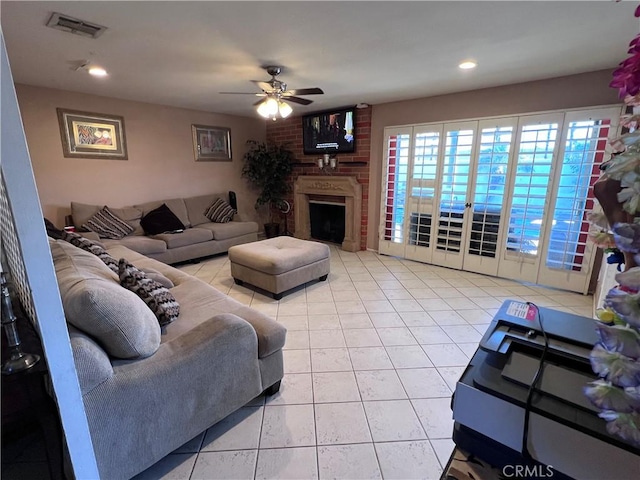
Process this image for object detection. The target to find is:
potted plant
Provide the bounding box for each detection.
[241,140,294,238]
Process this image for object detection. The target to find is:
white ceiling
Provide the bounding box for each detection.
[1,1,637,118]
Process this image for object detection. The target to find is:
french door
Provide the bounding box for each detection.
[379,106,621,293]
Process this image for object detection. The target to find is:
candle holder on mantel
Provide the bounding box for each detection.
[317,153,338,174]
[1,272,40,375]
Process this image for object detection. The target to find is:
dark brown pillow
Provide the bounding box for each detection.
[140,203,185,235]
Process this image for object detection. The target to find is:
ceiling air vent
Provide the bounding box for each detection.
[46,12,107,39]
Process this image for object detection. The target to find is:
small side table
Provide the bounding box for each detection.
[1,314,64,480]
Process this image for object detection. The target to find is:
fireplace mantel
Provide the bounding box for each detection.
[294,176,362,252]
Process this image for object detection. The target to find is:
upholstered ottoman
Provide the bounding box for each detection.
[229,237,330,299]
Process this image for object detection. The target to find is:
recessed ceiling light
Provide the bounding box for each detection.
[88,67,108,77]
[459,61,477,70]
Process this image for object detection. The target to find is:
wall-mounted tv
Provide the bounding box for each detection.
[302,106,355,155]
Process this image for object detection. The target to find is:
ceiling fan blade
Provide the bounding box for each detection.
[219,92,266,96]
[285,87,324,96]
[251,81,273,92]
[283,96,313,106]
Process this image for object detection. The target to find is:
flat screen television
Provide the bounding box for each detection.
[302,106,356,155]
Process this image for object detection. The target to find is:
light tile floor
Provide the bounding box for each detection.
[1,246,594,480]
[131,246,593,480]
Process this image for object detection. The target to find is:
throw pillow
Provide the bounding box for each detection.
[81,206,134,239]
[44,218,64,240]
[118,259,180,326]
[204,198,236,223]
[61,231,119,273]
[140,203,186,235]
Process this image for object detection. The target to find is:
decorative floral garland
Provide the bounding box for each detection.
[585,4,640,448]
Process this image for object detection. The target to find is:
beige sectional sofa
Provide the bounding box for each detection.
[70,192,259,264]
[50,238,286,480]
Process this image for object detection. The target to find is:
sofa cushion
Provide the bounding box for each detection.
[136,198,191,228]
[78,231,103,244]
[184,194,218,226]
[151,227,213,249]
[140,267,175,289]
[82,206,134,239]
[102,236,167,256]
[197,221,259,241]
[61,231,119,273]
[68,325,114,395]
[71,202,100,231]
[204,198,236,223]
[140,203,186,235]
[51,239,117,282]
[163,276,286,358]
[118,259,180,326]
[51,240,161,359]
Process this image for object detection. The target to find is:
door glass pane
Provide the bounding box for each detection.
[408,132,439,246]
[411,133,439,199]
[469,126,512,258]
[437,129,473,252]
[506,123,558,256]
[546,119,611,270]
[383,134,410,243]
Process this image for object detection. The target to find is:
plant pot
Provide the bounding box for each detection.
[264,223,280,238]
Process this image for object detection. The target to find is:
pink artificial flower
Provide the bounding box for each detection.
[611,51,640,98]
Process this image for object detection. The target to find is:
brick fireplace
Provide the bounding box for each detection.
[266,106,371,250]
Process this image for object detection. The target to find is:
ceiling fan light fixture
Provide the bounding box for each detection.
[459,60,477,70]
[88,66,108,77]
[256,101,270,118]
[257,96,293,120]
[257,97,279,118]
[223,65,323,119]
[278,101,293,118]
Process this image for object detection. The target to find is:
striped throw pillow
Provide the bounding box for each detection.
[82,206,134,239]
[204,198,236,223]
[118,259,180,327]
[61,231,119,273]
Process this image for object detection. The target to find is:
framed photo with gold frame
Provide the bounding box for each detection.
[57,108,128,160]
[192,124,232,161]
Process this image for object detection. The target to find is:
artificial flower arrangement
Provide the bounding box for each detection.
[585,4,640,448]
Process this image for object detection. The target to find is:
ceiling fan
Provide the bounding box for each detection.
[220,66,324,118]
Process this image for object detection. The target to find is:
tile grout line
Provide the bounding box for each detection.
[251,403,266,480]
[310,333,321,480]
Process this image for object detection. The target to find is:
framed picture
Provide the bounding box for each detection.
[192,125,231,161]
[56,108,128,160]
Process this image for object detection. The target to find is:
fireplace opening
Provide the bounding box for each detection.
[309,201,345,244]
